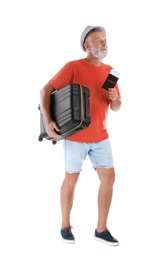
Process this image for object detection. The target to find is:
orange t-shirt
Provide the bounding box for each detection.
[48,59,121,143]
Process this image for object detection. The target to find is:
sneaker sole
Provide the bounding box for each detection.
[94,237,119,246]
[61,238,75,244]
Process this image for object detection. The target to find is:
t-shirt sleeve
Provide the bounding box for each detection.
[48,62,74,90]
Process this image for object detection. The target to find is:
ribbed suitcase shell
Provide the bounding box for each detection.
[38,84,90,144]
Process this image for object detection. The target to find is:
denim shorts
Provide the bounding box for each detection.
[63,138,114,173]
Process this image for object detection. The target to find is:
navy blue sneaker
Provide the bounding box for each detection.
[60,226,75,244]
[94,229,119,246]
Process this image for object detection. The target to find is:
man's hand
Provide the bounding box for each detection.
[108,87,117,101]
[45,120,61,139]
[108,87,122,112]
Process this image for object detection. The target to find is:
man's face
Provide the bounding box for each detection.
[86,31,108,59]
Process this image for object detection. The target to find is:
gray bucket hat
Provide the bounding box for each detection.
[80,25,106,51]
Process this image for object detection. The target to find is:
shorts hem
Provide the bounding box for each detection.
[65,169,82,174]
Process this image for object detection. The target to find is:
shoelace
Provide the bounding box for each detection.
[104,229,112,236]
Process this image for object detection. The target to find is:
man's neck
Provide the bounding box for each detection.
[85,56,103,67]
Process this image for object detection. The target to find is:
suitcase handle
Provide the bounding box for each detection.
[83,89,90,119]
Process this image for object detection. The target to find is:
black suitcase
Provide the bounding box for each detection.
[38,83,91,144]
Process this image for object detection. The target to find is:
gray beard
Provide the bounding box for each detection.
[92,49,107,59]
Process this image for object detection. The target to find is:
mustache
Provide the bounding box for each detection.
[100,47,107,51]
[95,48,107,54]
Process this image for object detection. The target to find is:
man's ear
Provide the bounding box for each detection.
[84,42,91,52]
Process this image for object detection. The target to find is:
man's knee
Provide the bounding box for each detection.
[65,171,80,188]
[97,168,116,186]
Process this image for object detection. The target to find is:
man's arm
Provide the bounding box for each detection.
[40,83,61,138]
[108,88,122,112]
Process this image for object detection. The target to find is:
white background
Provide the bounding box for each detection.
[0,0,162,259]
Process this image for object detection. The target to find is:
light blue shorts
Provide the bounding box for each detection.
[63,138,114,173]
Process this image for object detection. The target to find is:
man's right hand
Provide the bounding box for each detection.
[45,120,61,139]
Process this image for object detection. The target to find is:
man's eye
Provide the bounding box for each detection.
[96,39,106,44]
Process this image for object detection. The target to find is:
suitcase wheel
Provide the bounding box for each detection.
[38,136,43,142]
